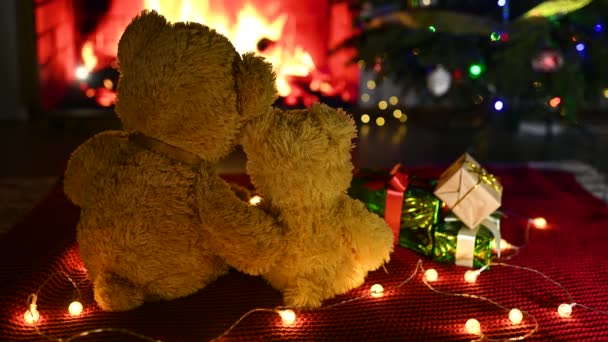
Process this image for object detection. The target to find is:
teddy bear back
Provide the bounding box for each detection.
[115,10,247,162]
[243,103,357,209]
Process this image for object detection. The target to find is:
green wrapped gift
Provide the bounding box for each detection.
[434,214,501,268]
[349,173,441,255]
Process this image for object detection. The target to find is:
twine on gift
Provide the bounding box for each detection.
[385,164,409,244]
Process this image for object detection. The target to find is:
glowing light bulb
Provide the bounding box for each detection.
[469,64,483,78]
[509,308,523,324]
[398,114,408,123]
[531,217,547,229]
[424,269,438,282]
[378,101,388,110]
[367,80,376,90]
[490,32,501,41]
[249,195,262,206]
[370,284,384,298]
[603,88,608,98]
[464,270,478,283]
[24,304,39,324]
[68,301,83,316]
[361,114,370,123]
[75,65,89,80]
[103,79,113,90]
[465,318,481,335]
[558,303,572,318]
[575,43,585,52]
[428,26,436,33]
[493,100,504,111]
[279,309,296,325]
[376,117,386,126]
[497,0,506,7]
[389,96,398,105]
[393,109,403,119]
[549,97,561,108]
[361,93,370,102]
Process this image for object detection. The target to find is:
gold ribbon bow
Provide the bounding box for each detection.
[465,161,502,195]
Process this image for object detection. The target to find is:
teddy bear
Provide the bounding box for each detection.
[63,10,284,311]
[240,103,395,308]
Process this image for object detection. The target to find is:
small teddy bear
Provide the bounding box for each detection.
[240,103,394,308]
[63,11,283,311]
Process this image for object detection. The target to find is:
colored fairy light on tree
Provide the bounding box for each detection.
[595,24,603,32]
[497,0,506,7]
[468,64,483,78]
[549,97,561,108]
[575,43,585,52]
[493,100,504,111]
[490,32,501,41]
[428,26,436,32]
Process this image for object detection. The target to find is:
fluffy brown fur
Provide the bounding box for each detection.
[64,11,282,311]
[241,103,394,308]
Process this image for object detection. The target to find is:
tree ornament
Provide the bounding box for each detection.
[427,65,452,97]
[531,49,564,72]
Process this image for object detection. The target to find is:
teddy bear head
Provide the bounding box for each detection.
[242,103,357,208]
[115,10,277,161]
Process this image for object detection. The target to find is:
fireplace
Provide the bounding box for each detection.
[33,0,359,113]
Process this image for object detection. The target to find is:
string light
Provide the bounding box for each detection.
[595,24,603,33]
[575,43,586,52]
[370,284,384,298]
[531,217,547,229]
[493,100,504,111]
[393,109,403,119]
[398,113,408,123]
[23,294,39,324]
[424,269,438,282]
[464,270,479,283]
[69,301,84,316]
[376,117,386,126]
[490,32,501,41]
[75,65,89,80]
[378,100,388,110]
[509,308,523,324]
[389,96,398,105]
[361,93,370,102]
[361,114,371,123]
[428,26,436,33]
[469,64,483,78]
[602,88,608,98]
[465,318,482,335]
[19,214,608,342]
[497,0,506,7]
[278,309,296,325]
[367,80,376,90]
[249,195,262,206]
[549,97,561,108]
[558,303,573,318]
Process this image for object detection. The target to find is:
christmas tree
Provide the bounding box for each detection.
[335,0,608,129]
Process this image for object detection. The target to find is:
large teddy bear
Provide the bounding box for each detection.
[63,11,283,311]
[240,103,394,308]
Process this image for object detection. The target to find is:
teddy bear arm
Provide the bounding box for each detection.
[340,196,394,270]
[198,176,284,275]
[64,131,128,207]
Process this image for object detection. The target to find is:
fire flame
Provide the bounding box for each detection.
[145,0,316,97]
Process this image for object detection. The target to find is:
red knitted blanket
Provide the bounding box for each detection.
[1,168,607,341]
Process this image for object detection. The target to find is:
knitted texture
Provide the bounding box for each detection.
[0,169,607,341]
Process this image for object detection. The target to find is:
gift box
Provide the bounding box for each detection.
[434,214,501,268]
[348,164,409,244]
[434,153,502,229]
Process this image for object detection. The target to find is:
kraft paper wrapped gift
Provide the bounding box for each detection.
[434,153,502,229]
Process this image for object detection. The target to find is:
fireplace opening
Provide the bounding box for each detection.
[34,0,359,113]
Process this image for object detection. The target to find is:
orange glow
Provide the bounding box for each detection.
[81,41,98,72]
[549,97,561,108]
[144,0,316,98]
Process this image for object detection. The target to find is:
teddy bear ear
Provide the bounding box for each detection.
[310,103,357,143]
[117,10,167,71]
[235,52,278,119]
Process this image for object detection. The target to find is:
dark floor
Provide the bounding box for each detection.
[0,109,607,178]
